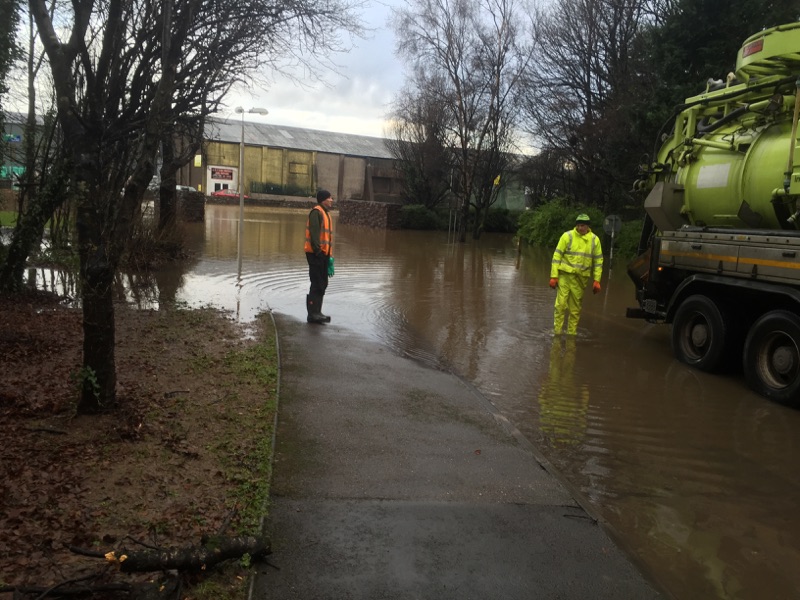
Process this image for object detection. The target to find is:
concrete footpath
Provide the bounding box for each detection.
[250,315,664,600]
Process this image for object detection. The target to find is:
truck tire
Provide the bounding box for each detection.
[671,294,729,372]
[743,310,800,407]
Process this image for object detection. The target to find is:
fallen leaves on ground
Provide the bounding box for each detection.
[0,291,276,596]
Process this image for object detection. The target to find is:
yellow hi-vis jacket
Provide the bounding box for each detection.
[550,227,603,282]
[304,205,333,256]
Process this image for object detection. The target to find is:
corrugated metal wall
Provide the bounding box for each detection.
[200,141,391,202]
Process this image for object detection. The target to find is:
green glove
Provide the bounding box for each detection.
[327,256,335,277]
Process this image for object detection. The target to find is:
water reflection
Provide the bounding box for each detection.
[537,337,589,447]
[23,205,800,599]
[22,232,202,310]
[25,266,78,298]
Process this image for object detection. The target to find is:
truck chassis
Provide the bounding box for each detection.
[628,225,800,406]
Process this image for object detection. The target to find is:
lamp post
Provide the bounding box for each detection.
[235,106,269,274]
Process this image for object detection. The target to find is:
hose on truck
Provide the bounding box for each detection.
[784,77,800,192]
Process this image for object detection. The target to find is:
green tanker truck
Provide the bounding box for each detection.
[627,22,800,407]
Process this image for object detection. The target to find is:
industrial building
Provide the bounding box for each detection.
[178,117,404,205]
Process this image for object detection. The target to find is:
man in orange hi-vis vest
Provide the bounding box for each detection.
[304,189,334,324]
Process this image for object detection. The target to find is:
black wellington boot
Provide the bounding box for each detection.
[315,294,332,323]
[306,294,328,324]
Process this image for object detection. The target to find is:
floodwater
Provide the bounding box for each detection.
[29,204,800,599]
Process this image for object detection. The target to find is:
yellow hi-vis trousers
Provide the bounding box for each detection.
[553,271,588,335]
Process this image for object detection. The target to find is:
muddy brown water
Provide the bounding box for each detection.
[26,205,800,599]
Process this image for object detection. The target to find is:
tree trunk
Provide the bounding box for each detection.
[458,196,469,243]
[78,246,117,413]
[472,203,485,240]
[158,137,177,231]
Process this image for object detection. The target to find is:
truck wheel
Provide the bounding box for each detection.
[743,310,800,407]
[671,294,728,372]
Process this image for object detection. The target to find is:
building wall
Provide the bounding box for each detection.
[192,137,404,206]
[243,146,263,193]
[204,141,240,193]
[341,157,366,200]
[315,153,340,197]
[283,149,314,195]
[205,141,239,168]
[368,158,403,203]
[264,147,284,188]
[314,153,367,200]
[201,142,320,197]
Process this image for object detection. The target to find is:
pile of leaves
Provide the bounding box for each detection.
[0,291,278,598]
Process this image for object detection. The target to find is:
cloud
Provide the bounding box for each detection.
[221,0,405,138]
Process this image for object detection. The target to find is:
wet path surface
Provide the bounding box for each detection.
[251,314,662,599]
[74,205,800,598]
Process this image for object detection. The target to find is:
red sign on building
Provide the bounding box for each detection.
[211,167,234,180]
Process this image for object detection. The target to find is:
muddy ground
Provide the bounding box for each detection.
[0,291,277,598]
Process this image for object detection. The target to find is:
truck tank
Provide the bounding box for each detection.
[635,22,800,234]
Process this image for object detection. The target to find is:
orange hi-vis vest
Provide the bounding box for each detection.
[304,205,333,256]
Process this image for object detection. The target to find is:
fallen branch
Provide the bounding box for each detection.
[3,535,268,599]
[214,508,238,537]
[103,535,270,573]
[24,427,68,435]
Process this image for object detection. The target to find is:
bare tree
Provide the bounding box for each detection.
[0,9,65,292]
[517,147,576,205]
[27,0,364,413]
[518,0,648,211]
[393,0,533,240]
[156,119,206,231]
[0,112,69,290]
[386,80,453,210]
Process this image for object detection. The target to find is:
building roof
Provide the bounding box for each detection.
[4,111,395,159]
[205,117,395,160]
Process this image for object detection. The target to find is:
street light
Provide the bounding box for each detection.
[235,106,269,274]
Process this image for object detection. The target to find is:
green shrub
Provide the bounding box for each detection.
[400,204,446,230]
[483,208,520,233]
[518,200,646,261]
[517,199,604,249]
[399,204,519,234]
[612,218,644,261]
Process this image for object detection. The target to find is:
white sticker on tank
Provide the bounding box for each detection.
[695,163,730,189]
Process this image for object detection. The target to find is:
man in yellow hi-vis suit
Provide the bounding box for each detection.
[549,213,603,335]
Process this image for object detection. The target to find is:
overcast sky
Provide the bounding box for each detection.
[220,1,405,139]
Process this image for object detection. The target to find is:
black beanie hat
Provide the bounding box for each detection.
[316,189,332,203]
